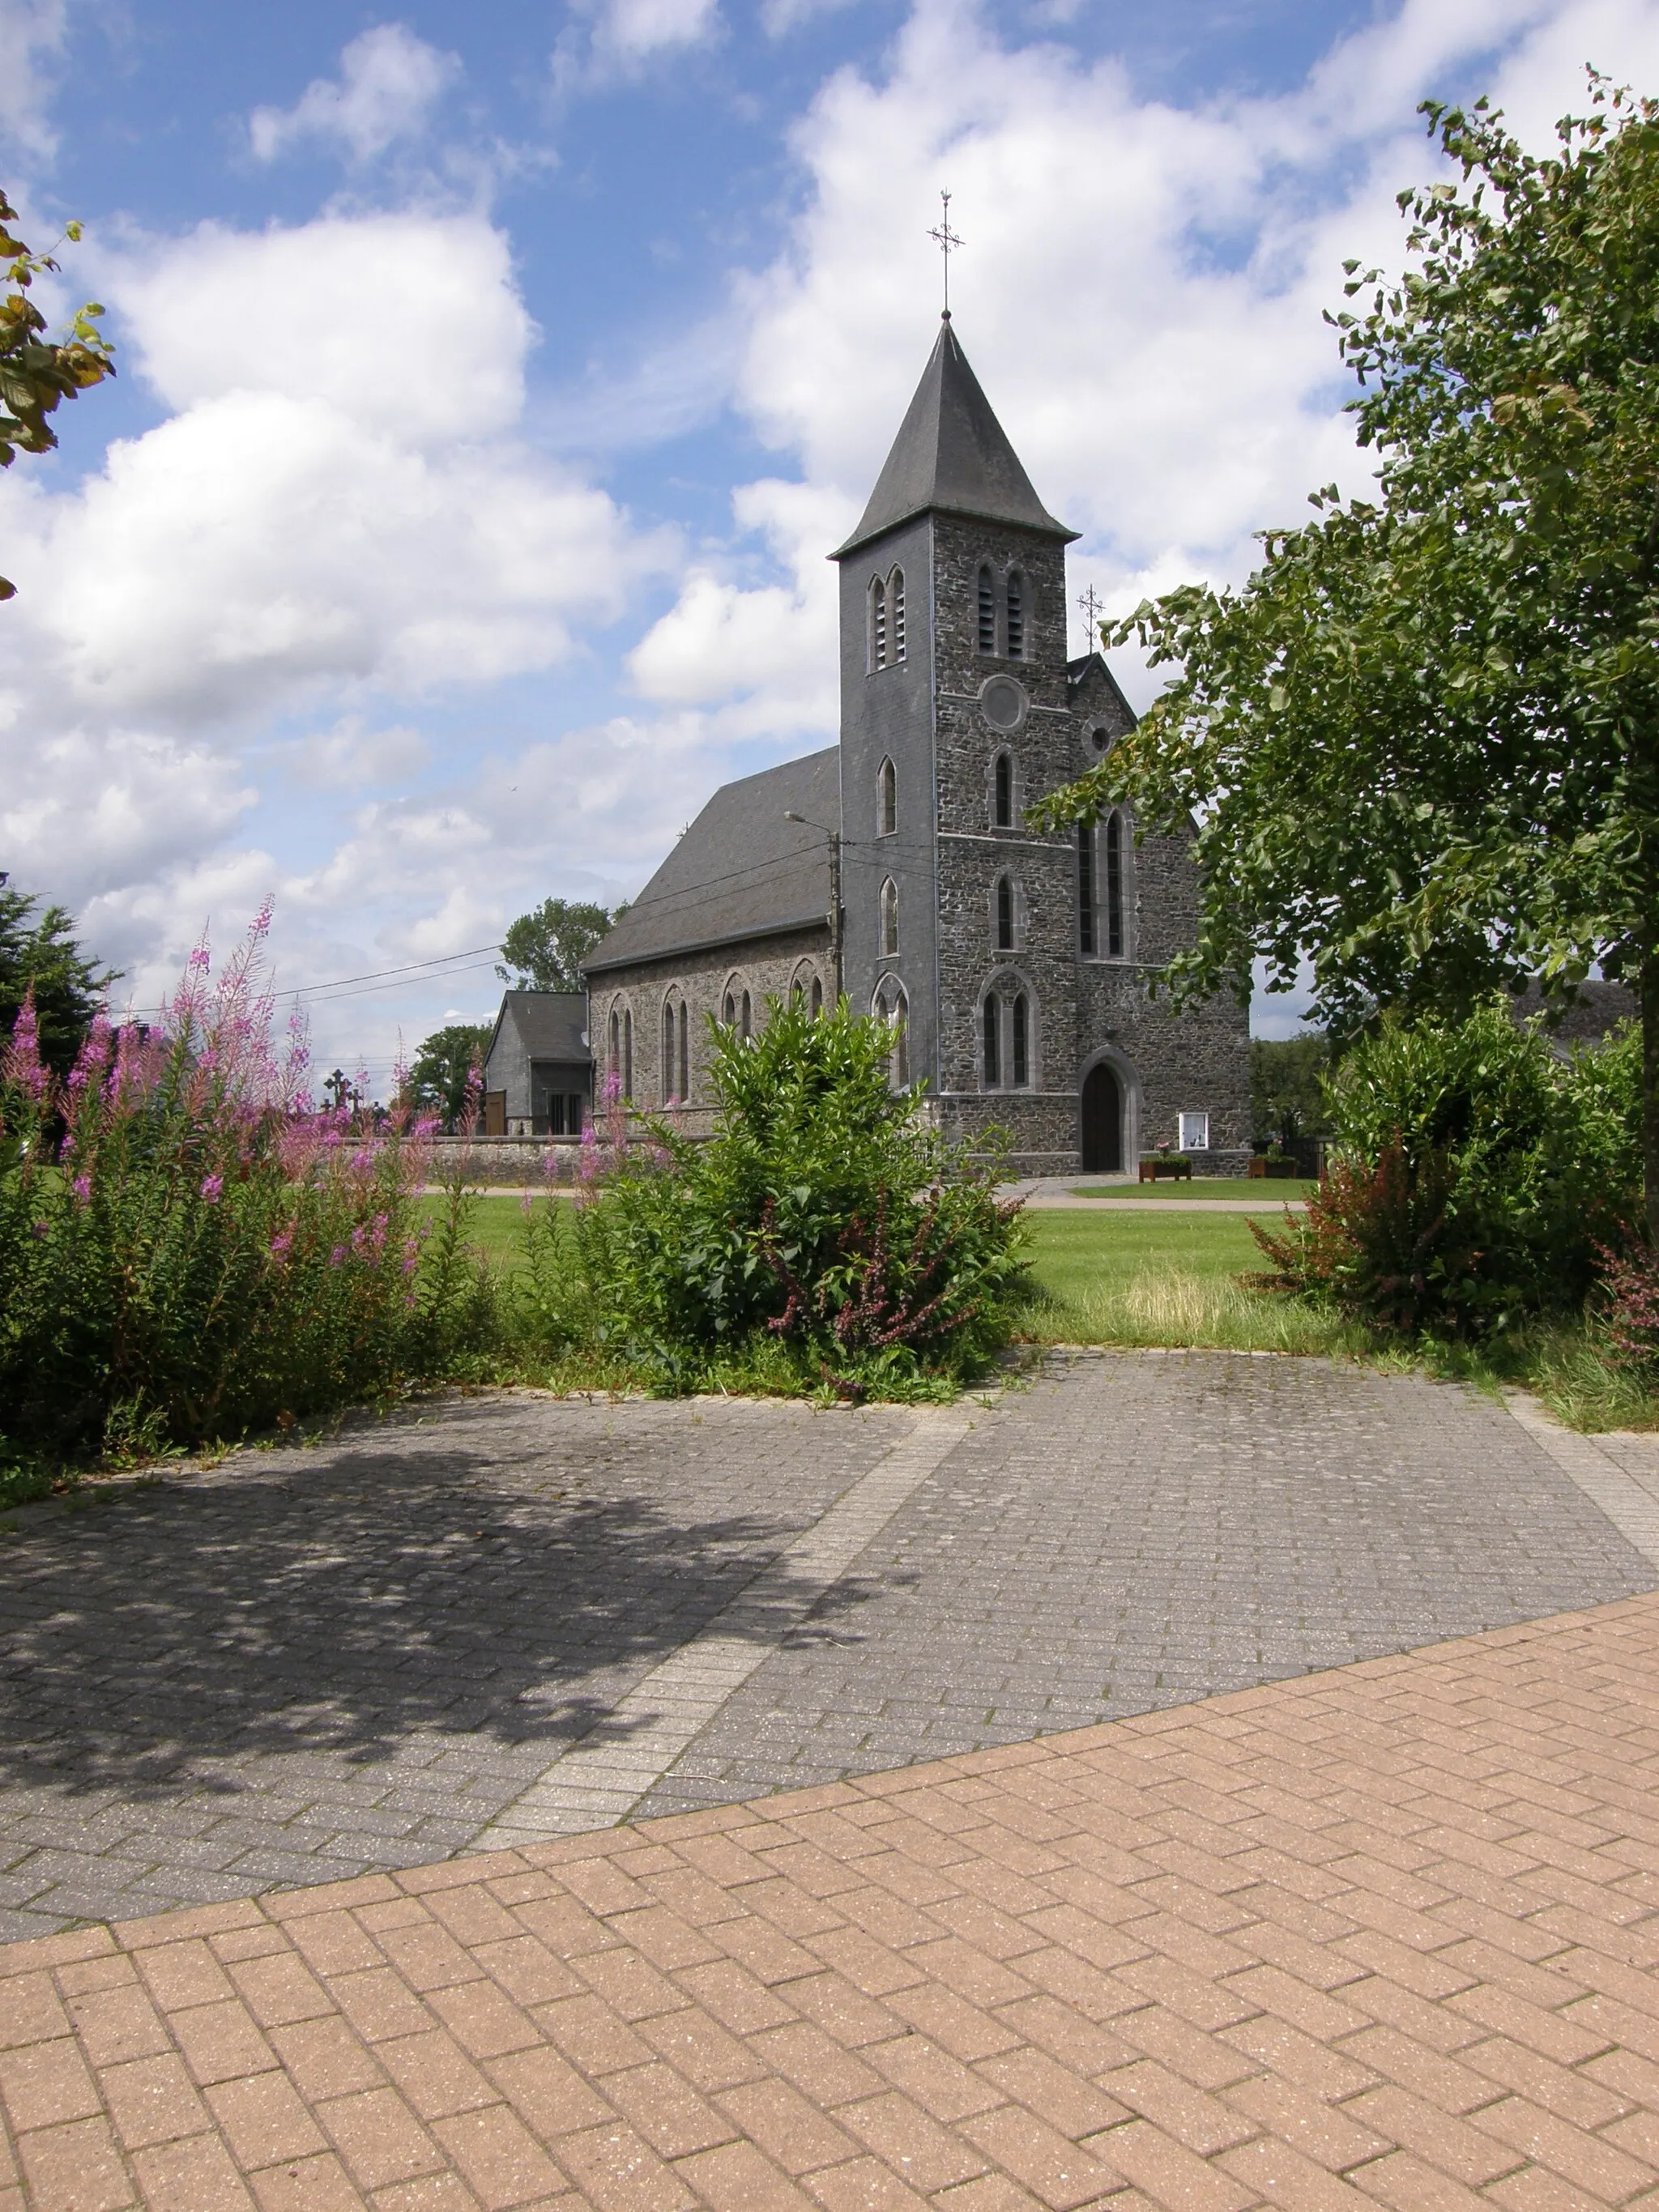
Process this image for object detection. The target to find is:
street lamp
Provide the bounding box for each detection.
[783,811,842,994]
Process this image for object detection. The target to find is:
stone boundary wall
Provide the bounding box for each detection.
[429,1136,582,1187]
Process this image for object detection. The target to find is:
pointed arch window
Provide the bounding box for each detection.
[678,1001,689,1102]
[877,757,897,837]
[983,994,1000,1087]
[873,977,909,1089]
[1006,571,1025,659]
[1012,992,1030,1088]
[624,1009,633,1099]
[811,976,823,1017]
[889,568,906,663]
[722,988,736,1026]
[740,990,753,1038]
[609,1008,621,1076]
[869,574,887,671]
[1106,809,1125,958]
[977,565,996,654]
[993,752,1013,829]
[996,875,1014,953]
[879,876,899,957]
[1078,822,1095,955]
[662,1000,677,1103]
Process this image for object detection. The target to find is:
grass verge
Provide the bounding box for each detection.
[421,1191,1659,1429]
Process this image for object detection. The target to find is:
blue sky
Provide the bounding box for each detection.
[5,0,1659,1077]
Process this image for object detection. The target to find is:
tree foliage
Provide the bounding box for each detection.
[1034,82,1659,1232]
[497,898,621,993]
[0,884,117,1078]
[1,190,115,599]
[1250,1032,1332,1146]
[407,1023,490,1130]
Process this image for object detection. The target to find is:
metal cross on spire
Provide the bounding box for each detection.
[1077,583,1105,648]
[928,190,963,318]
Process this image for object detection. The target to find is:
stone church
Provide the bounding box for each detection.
[584,316,1249,1174]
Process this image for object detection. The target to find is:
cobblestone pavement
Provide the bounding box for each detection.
[0,1355,1653,1943]
[10,1593,1659,2210]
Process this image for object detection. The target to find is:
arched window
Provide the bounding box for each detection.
[1078,822,1095,955]
[874,978,909,1089]
[678,1001,689,1102]
[609,1007,620,1074]
[993,752,1013,829]
[723,987,736,1026]
[811,977,823,1018]
[1013,992,1030,1087]
[869,575,887,671]
[1106,809,1125,958]
[1006,571,1025,659]
[983,994,1000,1087]
[740,990,752,1038]
[996,875,1014,953]
[889,568,906,662]
[877,757,897,837]
[879,876,899,957]
[624,1008,633,1099]
[977,565,996,654]
[662,1000,676,1102]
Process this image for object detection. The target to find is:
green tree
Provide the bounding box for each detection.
[1250,1033,1331,1148]
[407,1023,490,1131]
[1036,83,1659,1237]
[2,191,115,599]
[0,884,118,1076]
[496,898,622,994]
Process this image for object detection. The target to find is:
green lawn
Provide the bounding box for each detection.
[1068,1178,1318,1203]
[1021,1210,1354,1353]
[429,1191,1353,1357]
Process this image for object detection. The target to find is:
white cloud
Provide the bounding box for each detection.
[248,24,460,166]
[552,0,723,94]
[0,199,677,1053]
[0,0,67,161]
[646,0,1659,733]
[276,717,432,791]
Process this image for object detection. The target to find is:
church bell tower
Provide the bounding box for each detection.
[833,314,1088,1161]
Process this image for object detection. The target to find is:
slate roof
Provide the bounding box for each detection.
[834,318,1077,560]
[486,991,589,1063]
[585,749,838,974]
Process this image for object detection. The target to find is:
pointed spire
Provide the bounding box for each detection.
[834,319,1077,561]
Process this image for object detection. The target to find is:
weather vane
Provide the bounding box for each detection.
[1077,583,1105,645]
[928,190,963,318]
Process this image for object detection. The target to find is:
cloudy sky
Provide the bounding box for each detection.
[4,0,1659,1076]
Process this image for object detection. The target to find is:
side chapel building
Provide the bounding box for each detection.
[583,317,1249,1174]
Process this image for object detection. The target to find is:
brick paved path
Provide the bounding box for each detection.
[10,1593,1659,2210]
[2,1356,1654,1941]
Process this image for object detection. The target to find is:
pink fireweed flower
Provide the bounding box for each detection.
[70,1174,91,1204]
[201,1174,223,1202]
[2,988,49,1102]
[330,1243,348,1268]
[270,1228,293,1260]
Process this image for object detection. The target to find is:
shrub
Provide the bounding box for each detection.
[0,914,494,1466]
[1596,1236,1659,1376]
[1249,1001,1641,1339]
[527,996,1029,1396]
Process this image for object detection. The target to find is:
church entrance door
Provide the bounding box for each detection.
[1081,1063,1122,1173]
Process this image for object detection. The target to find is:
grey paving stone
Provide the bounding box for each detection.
[2,1355,1653,1940]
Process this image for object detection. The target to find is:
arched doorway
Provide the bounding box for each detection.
[1081,1063,1123,1172]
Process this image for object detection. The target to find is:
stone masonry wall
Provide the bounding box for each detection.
[587,923,834,1138]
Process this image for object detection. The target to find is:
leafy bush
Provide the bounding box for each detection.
[1249,1002,1641,1339]
[1596,1236,1659,1377]
[0,915,495,1468]
[525,996,1029,1396]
